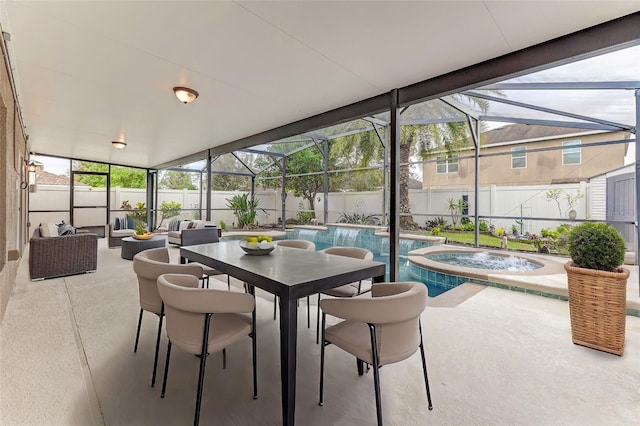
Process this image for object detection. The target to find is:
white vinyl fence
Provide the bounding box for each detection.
[30,181,591,236]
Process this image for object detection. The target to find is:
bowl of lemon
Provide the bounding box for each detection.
[239,235,275,255]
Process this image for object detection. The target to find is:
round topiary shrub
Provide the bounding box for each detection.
[567,223,626,271]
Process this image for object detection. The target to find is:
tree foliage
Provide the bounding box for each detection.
[158,170,197,190]
[73,162,146,188]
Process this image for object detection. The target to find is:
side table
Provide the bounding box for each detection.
[121,235,167,260]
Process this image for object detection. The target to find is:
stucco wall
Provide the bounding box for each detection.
[0,39,29,322]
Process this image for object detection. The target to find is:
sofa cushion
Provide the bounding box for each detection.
[168,218,180,231]
[111,229,135,237]
[39,223,59,238]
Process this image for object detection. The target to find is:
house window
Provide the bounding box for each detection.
[436,156,458,174]
[562,140,581,165]
[511,146,526,169]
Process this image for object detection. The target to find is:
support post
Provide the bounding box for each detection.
[281,157,287,231]
[206,150,212,221]
[146,170,154,230]
[323,140,329,225]
[474,120,480,248]
[389,89,400,281]
[383,128,389,226]
[635,89,639,269]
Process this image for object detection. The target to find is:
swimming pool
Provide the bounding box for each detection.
[426,252,542,271]
[288,224,449,296]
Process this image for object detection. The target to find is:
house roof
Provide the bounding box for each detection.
[35,171,69,185]
[481,124,590,145]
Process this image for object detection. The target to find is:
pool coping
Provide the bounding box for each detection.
[408,245,640,316]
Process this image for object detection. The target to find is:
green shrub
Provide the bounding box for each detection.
[462,221,475,231]
[479,220,488,232]
[567,223,625,271]
[540,228,559,239]
[556,224,572,234]
[496,227,504,236]
[338,212,376,225]
[431,227,441,236]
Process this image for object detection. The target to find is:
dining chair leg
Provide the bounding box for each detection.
[318,312,327,406]
[194,313,212,426]
[316,293,321,344]
[273,295,277,320]
[251,307,258,399]
[151,305,164,387]
[307,296,310,328]
[357,358,365,376]
[222,348,226,369]
[419,321,434,410]
[160,341,172,398]
[368,324,383,426]
[133,309,144,353]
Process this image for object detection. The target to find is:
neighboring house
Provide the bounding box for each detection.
[422,124,630,188]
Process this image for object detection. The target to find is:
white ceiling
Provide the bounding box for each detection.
[1,1,638,169]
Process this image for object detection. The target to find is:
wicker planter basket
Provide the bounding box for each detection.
[564,262,629,356]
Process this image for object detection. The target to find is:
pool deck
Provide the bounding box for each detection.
[409,244,640,315]
[2,239,639,425]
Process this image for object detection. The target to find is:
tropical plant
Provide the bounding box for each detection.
[158,201,181,227]
[337,212,377,225]
[567,223,625,271]
[121,200,146,223]
[133,219,147,236]
[296,201,314,224]
[218,220,227,231]
[545,188,584,217]
[479,220,489,232]
[225,193,264,229]
[446,198,467,227]
[426,216,447,229]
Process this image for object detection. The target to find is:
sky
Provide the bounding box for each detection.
[481,45,638,165]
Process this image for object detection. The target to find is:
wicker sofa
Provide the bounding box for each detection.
[29,228,98,280]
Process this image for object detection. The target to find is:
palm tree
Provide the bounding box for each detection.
[332,95,491,229]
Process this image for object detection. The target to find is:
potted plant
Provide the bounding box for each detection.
[564,223,629,356]
[132,220,152,240]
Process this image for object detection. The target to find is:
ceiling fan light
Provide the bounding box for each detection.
[173,86,199,104]
[112,141,127,150]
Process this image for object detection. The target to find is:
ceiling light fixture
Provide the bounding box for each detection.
[112,141,127,150]
[173,86,199,104]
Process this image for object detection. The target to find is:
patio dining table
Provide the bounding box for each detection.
[180,241,386,426]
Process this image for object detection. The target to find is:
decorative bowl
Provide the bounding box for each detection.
[239,240,275,255]
[133,233,153,240]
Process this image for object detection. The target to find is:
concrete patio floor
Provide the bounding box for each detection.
[1,240,639,425]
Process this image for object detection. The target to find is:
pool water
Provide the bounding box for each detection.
[314,241,448,297]
[426,252,542,271]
